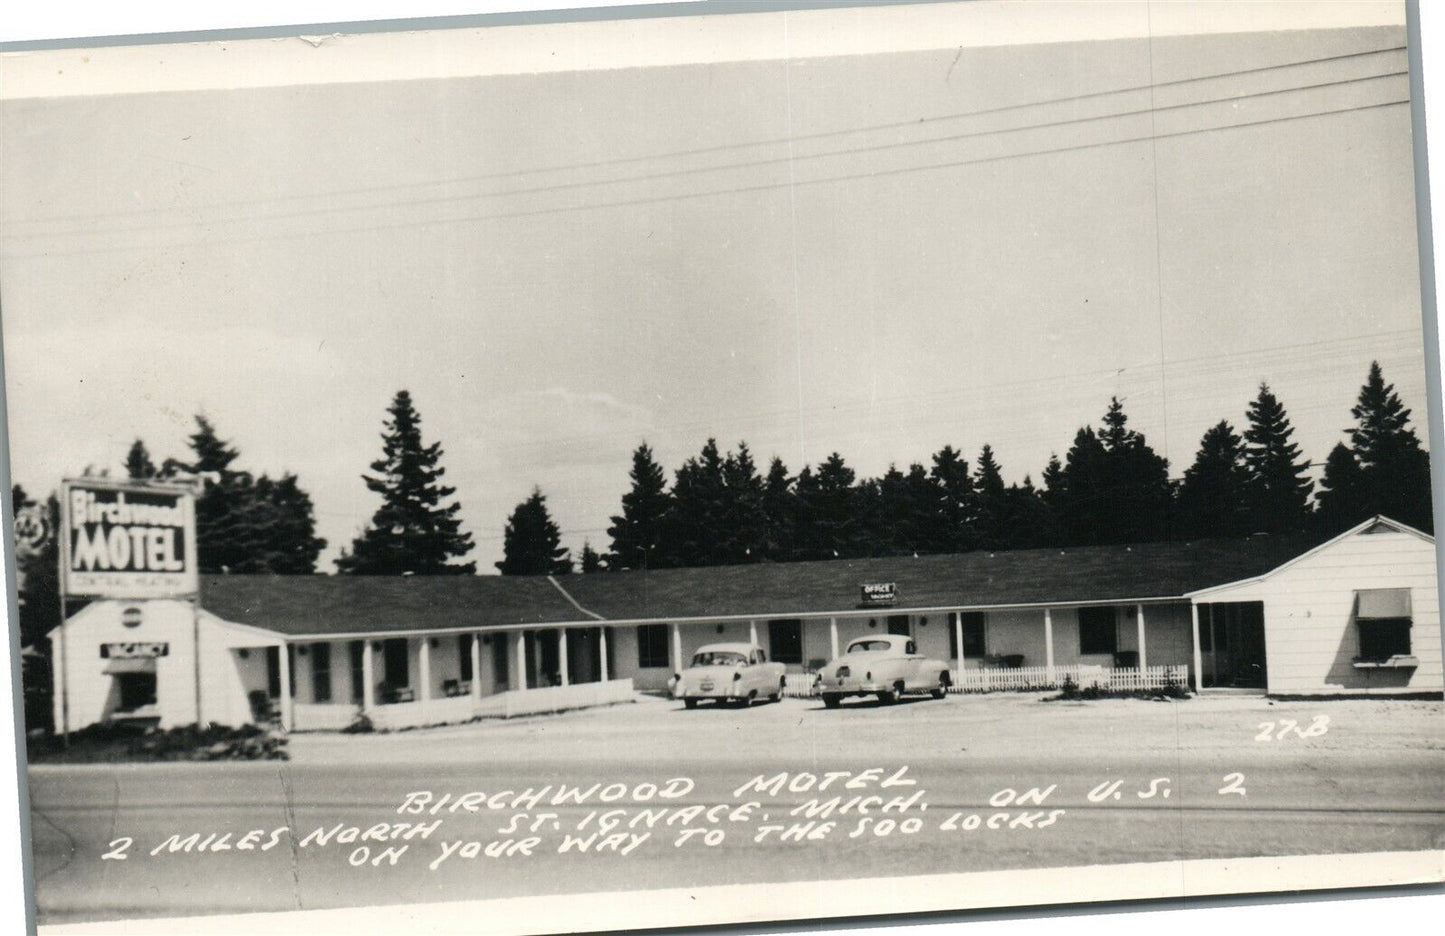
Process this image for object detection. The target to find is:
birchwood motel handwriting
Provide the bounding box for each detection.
[96,766,1252,869]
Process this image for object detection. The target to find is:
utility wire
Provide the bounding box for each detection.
[8,68,1409,241]
[6,44,1407,232]
[5,96,1412,261]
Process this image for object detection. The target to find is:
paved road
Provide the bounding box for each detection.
[27,694,1445,924]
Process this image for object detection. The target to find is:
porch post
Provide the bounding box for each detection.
[418,636,431,718]
[514,631,528,691]
[277,643,293,731]
[954,611,965,681]
[558,629,570,686]
[671,623,683,673]
[1190,603,1204,692]
[598,627,609,682]
[1136,603,1148,671]
[1043,608,1055,681]
[830,617,840,659]
[362,641,375,711]
[750,620,759,646]
[470,634,483,703]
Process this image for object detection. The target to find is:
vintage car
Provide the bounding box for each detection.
[816,634,952,708]
[672,642,787,708]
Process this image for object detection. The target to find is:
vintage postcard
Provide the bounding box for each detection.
[2,1,1443,934]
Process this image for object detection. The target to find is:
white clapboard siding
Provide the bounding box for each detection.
[1195,524,1441,695]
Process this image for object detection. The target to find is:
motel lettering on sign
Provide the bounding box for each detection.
[61,480,199,599]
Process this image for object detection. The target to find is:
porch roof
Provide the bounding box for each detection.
[199,534,1314,638]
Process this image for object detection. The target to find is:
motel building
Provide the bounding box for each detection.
[51,516,1444,733]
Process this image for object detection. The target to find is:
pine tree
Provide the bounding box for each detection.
[973,445,1009,549]
[124,440,157,480]
[664,439,728,567]
[580,541,605,573]
[1177,420,1252,539]
[717,442,768,563]
[337,391,475,575]
[1347,361,1433,531]
[760,456,796,561]
[1003,476,1059,549]
[859,463,934,556]
[607,443,670,571]
[794,453,859,560]
[1316,442,1368,534]
[496,488,571,575]
[1059,427,1108,545]
[162,415,326,574]
[1057,399,1171,545]
[1243,383,1314,534]
[929,445,977,553]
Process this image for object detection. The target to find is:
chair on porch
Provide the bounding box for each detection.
[248,690,279,727]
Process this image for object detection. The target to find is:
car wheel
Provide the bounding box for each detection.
[878,683,903,705]
[683,698,698,709]
[822,693,843,709]
[931,672,950,700]
[769,679,784,703]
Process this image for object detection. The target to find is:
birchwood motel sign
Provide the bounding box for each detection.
[60,479,199,599]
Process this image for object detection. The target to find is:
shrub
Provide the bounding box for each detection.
[342,709,375,734]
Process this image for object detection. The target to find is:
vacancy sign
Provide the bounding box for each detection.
[61,480,199,598]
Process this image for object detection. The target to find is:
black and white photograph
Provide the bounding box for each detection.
[2,1,1444,933]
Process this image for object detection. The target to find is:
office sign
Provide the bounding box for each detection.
[61,480,198,599]
[859,582,897,606]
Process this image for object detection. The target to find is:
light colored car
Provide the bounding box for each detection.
[816,634,952,708]
[672,642,787,709]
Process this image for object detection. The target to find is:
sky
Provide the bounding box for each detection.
[0,3,1430,574]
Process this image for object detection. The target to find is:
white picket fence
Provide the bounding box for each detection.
[784,664,1189,698]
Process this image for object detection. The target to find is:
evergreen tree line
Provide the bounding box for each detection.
[582,362,1432,572]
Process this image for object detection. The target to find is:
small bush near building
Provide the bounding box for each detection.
[1047,675,1190,703]
[26,723,288,764]
[342,709,375,734]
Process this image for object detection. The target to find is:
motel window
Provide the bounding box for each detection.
[349,641,364,702]
[886,615,912,637]
[768,619,804,665]
[458,635,474,682]
[311,643,332,703]
[637,625,670,668]
[383,638,410,687]
[1355,589,1412,662]
[1078,607,1118,656]
[949,613,986,658]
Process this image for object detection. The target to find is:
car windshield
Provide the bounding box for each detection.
[691,651,747,667]
[847,640,893,654]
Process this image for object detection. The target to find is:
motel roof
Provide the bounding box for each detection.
[198,533,1317,638]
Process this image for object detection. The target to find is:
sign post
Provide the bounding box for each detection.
[58,478,201,735]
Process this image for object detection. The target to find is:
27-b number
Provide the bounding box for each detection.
[1256,716,1329,741]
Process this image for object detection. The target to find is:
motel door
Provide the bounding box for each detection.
[1198,602,1267,689]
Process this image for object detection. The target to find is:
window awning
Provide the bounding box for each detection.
[103,658,157,675]
[1357,589,1411,619]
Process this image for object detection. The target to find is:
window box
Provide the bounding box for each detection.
[1352,655,1419,669]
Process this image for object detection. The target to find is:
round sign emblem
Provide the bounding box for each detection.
[121,607,144,629]
[13,505,48,553]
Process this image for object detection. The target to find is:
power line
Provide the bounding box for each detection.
[8,68,1409,242]
[7,43,1406,232]
[5,96,1411,261]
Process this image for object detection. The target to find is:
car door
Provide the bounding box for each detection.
[749,648,771,694]
[903,640,926,689]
